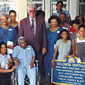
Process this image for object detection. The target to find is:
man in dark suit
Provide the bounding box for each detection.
[19,3,47,84]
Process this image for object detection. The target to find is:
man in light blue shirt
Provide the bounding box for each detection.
[12,36,36,85]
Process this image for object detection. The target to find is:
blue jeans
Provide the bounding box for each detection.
[17,66,36,85]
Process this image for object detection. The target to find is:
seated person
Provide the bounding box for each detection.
[12,36,36,85]
[0,42,15,85]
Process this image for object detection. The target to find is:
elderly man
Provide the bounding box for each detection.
[19,3,47,83]
[12,36,36,85]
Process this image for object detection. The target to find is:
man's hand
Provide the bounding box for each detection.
[29,61,34,69]
[42,48,46,55]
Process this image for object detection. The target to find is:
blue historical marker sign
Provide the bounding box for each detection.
[51,56,85,85]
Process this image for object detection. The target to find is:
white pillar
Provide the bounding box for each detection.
[69,0,79,20]
[18,0,27,21]
[45,0,51,22]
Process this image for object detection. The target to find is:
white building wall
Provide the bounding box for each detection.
[69,0,79,20]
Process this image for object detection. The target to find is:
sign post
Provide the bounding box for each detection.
[51,56,85,85]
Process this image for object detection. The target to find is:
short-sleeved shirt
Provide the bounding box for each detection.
[12,45,35,69]
[53,9,70,22]
[76,37,85,62]
[0,26,18,44]
[71,32,76,40]
[53,9,70,17]
[0,54,10,69]
[54,39,71,60]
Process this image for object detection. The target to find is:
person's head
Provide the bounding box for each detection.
[70,20,80,31]
[36,10,45,18]
[48,16,61,28]
[9,10,17,22]
[58,29,70,40]
[59,13,66,23]
[56,1,63,11]
[18,36,27,49]
[0,42,7,55]
[78,25,85,37]
[75,15,84,25]
[0,13,8,25]
[28,3,36,18]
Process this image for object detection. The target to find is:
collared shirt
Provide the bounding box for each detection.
[0,26,18,44]
[12,45,35,69]
[0,54,10,69]
[53,9,70,17]
[29,17,36,36]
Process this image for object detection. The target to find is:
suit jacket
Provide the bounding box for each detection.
[19,17,47,53]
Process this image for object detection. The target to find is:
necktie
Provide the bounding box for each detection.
[31,19,35,36]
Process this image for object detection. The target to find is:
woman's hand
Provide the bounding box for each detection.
[71,55,76,58]
[11,66,16,71]
[51,60,55,68]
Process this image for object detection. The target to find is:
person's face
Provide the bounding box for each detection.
[50,19,58,28]
[0,44,7,55]
[9,12,16,21]
[61,31,68,40]
[78,16,83,25]
[19,39,27,49]
[73,24,79,31]
[0,15,8,25]
[79,27,85,37]
[56,3,63,11]
[59,14,66,23]
[28,6,36,18]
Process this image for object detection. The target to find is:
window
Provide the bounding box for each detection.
[27,0,44,10]
[0,0,12,1]
[79,0,85,16]
[79,0,85,2]
[51,0,68,14]
[0,0,12,14]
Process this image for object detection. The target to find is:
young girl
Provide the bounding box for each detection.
[0,42,15,85]
[52,29,71,67]
[73,25,85,62]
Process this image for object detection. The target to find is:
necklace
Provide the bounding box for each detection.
[50,27,59,32]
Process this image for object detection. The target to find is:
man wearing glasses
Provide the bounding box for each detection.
[19,3,47,85]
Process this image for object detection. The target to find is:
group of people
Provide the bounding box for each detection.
[0,1,85,85]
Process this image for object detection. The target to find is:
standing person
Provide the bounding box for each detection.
[59,13,70,31]
[53,1,71,22]
[73,25,85,62]
[75,15,84,25]
[19,3,47,84]
[70,20,80,39]
[0,13,18,56]
[43,16,63,84]
[12,36,36,85]
[51,29,71,67]
[0,42,15,85]
[9,10,18,34]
